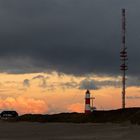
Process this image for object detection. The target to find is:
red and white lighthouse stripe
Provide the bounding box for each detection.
[85,90,91,113]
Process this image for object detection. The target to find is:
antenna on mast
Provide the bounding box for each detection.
[120,9,128,109]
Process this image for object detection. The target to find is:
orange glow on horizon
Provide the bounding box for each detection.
[0,72,139,114]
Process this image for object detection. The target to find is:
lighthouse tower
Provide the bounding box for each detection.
[85,90,91,113]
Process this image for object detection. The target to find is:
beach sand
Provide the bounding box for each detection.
[0,122,139,140]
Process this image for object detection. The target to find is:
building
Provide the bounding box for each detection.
[1,111,18,119]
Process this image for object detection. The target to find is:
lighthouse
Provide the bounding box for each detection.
[85,90,91,113]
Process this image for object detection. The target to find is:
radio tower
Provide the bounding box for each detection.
[120,9,128,109]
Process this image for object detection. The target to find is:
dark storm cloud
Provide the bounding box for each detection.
[79,78,121,89]
[79,79,98,90]
[126,96,140,100]
[60,81,78,89]
[0,0,139,76]
[32,75,46,80]
[23,79,30,87]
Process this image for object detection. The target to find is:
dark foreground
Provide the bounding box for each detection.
[12,108,140,124]
[1,108,140,140]
[0,122,139,140]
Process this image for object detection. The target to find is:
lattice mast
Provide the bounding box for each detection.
[120,9,128,109]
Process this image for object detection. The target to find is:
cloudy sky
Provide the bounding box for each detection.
[0,0,139,114]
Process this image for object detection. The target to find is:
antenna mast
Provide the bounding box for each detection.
[120,9,128,109]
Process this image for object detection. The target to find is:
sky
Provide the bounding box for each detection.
[0,0,140,114]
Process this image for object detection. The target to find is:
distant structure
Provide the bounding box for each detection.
[90,96,96,112]
[0,111,18,119]
[120,9,128,109]
[85,90,96,113]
